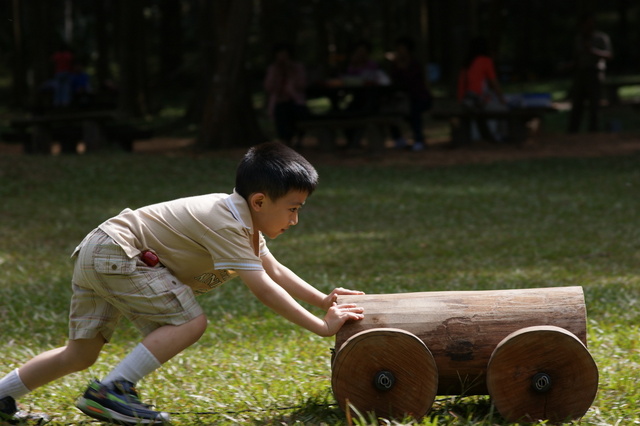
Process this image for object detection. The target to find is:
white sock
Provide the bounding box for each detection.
[0,369,31,400]
[102,343,162,385]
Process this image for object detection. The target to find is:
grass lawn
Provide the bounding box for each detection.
[0,149,638,425]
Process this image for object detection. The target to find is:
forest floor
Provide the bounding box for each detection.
[292,131,640,167]
[2,130,640,168]
[131,130,640,168]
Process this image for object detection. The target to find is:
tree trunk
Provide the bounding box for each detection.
[185,0,216,122]
[159,0,183,83]
[261,0,299,55]
[615,0,630,72]
[26,0,55,108]
[198,0,264,149]
[10,0,28,108]
[417,0,430,65]
[444,0,473,94]
[116,0,149,117]
[311,0,330,79]
[487,0,505,61]
[93,0,112,94]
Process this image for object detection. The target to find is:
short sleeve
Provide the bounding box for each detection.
[203,227,264,271]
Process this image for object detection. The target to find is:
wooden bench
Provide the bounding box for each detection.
[6,111,152,154]
[297,112,405,152]
[431,107,555,146]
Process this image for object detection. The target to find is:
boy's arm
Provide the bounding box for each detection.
[237,268,363,337]
[260,252,364,310]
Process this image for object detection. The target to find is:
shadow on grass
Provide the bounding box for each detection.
[251,395,509,425]
[252,399,345,425]
[166,396,345,425]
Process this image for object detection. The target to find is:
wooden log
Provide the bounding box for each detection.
[334,286,588,395]
[331,328,438,420]
[486,326,598,423]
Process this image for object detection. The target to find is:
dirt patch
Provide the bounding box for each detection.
[296,132,640,167]
[2,132,639,168]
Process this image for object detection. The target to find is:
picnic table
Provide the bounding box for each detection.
[299,83,406,152]
[5,110,152,154]
[297,111,405,152]
[431,106,556,146]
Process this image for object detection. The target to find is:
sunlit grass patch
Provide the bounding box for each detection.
[1,152,639,424]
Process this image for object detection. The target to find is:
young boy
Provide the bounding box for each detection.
[0,142,365,425]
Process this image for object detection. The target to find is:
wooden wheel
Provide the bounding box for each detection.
[331,328,438,420]
[487,326,598,423]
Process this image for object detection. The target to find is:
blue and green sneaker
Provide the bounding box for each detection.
[75,380,170,425]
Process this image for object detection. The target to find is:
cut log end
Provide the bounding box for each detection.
[486,325,599,423]
[331,328,438,420]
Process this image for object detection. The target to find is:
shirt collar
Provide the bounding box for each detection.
[224,190,254,233]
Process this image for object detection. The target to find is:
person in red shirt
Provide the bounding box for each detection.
[51,43,75,107]
[457,37,507,142]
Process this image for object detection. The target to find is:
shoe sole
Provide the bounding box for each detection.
[76,397,166,425]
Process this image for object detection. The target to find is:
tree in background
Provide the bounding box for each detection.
[3,0,640,149]
[198,0,265,148]
[116,0,150,116]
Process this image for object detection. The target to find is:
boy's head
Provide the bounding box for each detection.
[235,142,318,202]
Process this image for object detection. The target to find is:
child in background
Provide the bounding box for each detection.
[264,44,309,146]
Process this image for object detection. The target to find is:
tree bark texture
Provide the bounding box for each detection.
[10,0,28,107]
[116,0,149,117]
[199,0,264,149]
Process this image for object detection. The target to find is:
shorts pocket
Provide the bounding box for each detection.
[93,244,137,275]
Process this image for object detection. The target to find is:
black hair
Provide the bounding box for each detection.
[463,36,490,69]
[235,142,318,201]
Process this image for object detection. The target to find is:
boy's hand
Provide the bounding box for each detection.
[322,302,364,336]
[323,287,365,311]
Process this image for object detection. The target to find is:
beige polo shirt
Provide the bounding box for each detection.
[99,191,267,295]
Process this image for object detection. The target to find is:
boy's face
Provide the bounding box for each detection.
[250,190,308,239]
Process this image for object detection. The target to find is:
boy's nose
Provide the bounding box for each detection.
[289,213,298,226]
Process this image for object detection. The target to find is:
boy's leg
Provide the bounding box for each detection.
[72,229,205,424]
[102,314,207,385]
[75,316,206,425]
[141,313,208,364]
[0,336,104,400]
[0,336,103,424]
[15,336,105,391]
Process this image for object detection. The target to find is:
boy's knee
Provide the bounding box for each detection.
[74,354,99,371]
[190,314,208,338]
[65,337,104,371]
[74,345,102,369]
[60,348,99,372]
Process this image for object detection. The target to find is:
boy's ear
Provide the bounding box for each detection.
[248,193,266,211]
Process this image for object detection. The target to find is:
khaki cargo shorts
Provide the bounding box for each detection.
[70,228,204,341]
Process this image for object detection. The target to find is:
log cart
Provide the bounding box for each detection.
[331,286,598,423]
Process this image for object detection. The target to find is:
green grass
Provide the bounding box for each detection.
[1,150,639,425]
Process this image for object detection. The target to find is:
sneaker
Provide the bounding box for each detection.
[76,380,170,425]
[0,396,50,425]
